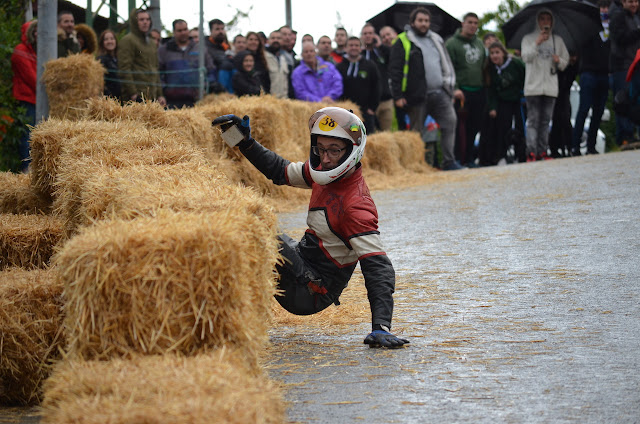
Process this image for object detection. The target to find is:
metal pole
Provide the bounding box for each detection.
[86,0,93,27]
[24,0,33,21]
[285,0,292,27]
[198,0,205,100]
[109,0,117,30]
[36,0,57,123]
[149,0,162,31]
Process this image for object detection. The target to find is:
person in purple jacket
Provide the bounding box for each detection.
[291,41,343,102]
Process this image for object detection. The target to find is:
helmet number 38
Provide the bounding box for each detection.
[319,117,337,131]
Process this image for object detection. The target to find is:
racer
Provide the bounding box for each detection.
[212,107,409,348]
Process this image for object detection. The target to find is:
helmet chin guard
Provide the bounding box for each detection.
[308,107,366,185]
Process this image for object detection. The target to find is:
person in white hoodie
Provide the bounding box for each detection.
[521,9,569,161]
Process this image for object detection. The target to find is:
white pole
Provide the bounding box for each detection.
[35,0,57,123]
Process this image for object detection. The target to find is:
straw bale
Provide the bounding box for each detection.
[55,210,280,362]
[0,214,64,270]
[80,98,219,155]
[0,268,64,406]
[42,54,105,120]
[0,172,51,214]
[41,350,285,424]
[198,91,241,105]
[29,118,206,200]
[59,162,275,237]
[361,131,428,174]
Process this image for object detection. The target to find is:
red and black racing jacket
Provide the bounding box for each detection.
[240,138,395,330]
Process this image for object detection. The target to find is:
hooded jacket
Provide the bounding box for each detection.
[445,28,486,89]
[291,57,343,102]
[57,27,80,58]
[75,23,98,55]
[117,9,162,100]
[12,21,37,104]
[231,50,263,97]
[521,9,569,97]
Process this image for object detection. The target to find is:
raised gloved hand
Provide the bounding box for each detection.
[364,330,410,348]
[211,114,252,147]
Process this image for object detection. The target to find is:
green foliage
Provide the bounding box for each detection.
[0,0,27,172]
[479,0,523,42]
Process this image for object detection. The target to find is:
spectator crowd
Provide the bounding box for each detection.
[11,0,638,172]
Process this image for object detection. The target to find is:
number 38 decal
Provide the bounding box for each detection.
[319,116,337,131]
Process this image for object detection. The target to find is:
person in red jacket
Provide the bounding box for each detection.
[11,20,37,172]
[212,107,409,348]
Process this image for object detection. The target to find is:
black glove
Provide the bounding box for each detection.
[364,330,409,348]
[211,114,252,147]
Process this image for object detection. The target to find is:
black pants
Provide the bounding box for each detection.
[275,234,337,315]
[454,88,486,165]
[549,92,572,157]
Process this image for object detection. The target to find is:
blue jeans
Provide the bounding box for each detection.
[525,95,556,156]
[572,72,609,152]
[611,71,635,144]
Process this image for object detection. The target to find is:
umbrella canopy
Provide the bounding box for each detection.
[502,0,601,53]
[367,2,460,40]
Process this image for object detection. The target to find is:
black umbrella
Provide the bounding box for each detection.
[367,2,460,40]
[502,0,601,53]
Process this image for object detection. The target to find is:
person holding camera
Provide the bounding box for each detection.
[521,9,569,161]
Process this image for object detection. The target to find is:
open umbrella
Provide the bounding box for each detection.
[502,0,601,53]
[367,2,460,40]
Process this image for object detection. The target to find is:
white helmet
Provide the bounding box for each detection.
[308,107,366,185]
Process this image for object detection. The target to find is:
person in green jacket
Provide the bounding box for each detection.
[118,9,166,106]
[486,41,526,164]
[445,13,486,167]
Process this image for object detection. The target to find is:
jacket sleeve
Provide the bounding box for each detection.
[238,138,293,186]
[388,41,405,100]
[117,38,136,99]
[11,47,37,92]
[368,62,381,112]
[555,35,570,72]
[345,203,395,330]
[520,34,538,63]
[157,46,167,87]
[153,47,162,99]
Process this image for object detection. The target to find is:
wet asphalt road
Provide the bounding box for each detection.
[2,151,638,423]
[272,151,640,423]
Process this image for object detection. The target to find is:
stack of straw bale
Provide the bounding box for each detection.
[0,268,63,405]
[41,350,285,424]
[0,172,51,214]
[54,209,279,366]
[54,162,273,237]
[42,54,105,120]
[0,214,64,270]
[81,97,217,155]
[29,118,206,201]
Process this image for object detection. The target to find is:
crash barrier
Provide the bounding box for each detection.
[1,93,434,411]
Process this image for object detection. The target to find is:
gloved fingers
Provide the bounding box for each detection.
[241,115,251,127]
[211,114,240,127]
